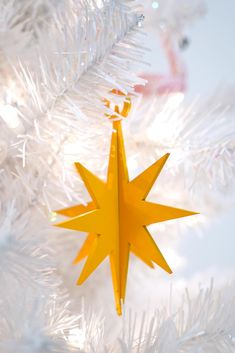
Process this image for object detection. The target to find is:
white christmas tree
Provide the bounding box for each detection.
[0,0,234,352]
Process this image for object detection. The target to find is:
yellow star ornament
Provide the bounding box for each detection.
[55,105,197,315]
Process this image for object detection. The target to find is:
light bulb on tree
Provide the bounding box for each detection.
[0,104,24,134]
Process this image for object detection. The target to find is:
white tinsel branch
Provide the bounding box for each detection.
[0,0,146,212]
[115,281,235,353]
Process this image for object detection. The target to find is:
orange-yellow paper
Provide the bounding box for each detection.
[55,96,197,315]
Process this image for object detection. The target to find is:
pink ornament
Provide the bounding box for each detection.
[135,32,187,96]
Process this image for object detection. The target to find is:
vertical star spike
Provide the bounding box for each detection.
[107,121,131,314]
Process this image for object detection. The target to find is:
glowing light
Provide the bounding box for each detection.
[147,92,185,141]
[128,156,139,173]
[49,212,58,222]
[63,141,80,166]
[169,92,185,108]
[68,328,86,349]
[0,104,21,129]
[152,1,159,9]
[162,248,186,270]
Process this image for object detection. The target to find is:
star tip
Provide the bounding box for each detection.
[74,161,81,169]
[148,261,154,269]
[115,297,123,316]
[53,222,63,228]
[162,264,173,274]
[73,254,84,265]
[77,274,86,285]
[116,306,122,316]
[183,210,200,217]
[72,259,79,265]
[190,211,200,216]
[76,278,83,286]
[54,209,64,216]
[74,162,85,177]
[159,152,170,163]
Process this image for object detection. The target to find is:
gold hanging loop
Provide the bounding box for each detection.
[105,89,131,119]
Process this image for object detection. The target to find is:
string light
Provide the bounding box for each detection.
[169,92,185,108]
[152,1,159,10]
[49,212,58,222]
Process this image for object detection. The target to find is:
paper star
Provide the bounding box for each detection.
[55,120,197,315]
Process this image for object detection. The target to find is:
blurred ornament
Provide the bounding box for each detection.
[178,36,190,50]
[136,0,206,97]
[135,73,186,96]
[136,32,186,96]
